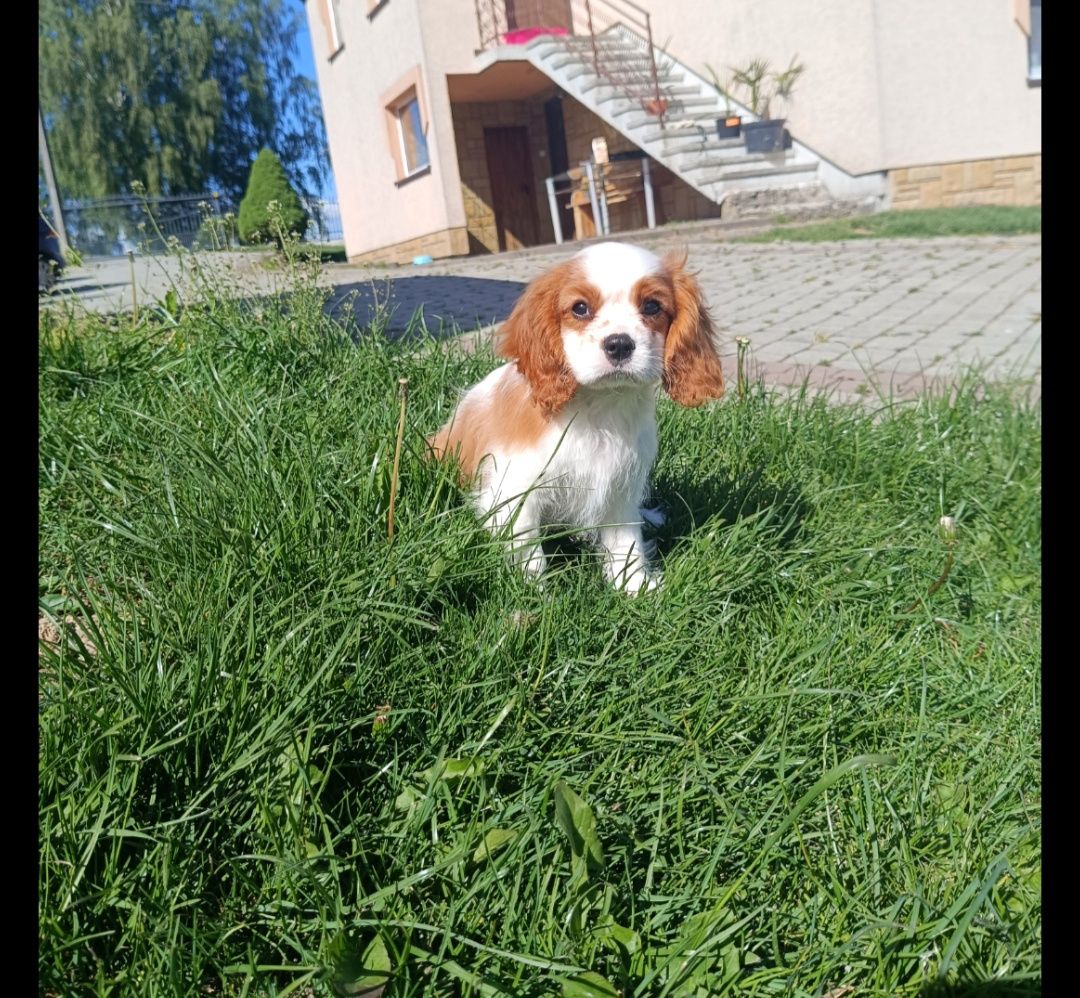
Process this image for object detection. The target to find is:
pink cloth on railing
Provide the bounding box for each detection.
[503,26,569,44]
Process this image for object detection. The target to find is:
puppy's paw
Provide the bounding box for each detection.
[615,568,661,596]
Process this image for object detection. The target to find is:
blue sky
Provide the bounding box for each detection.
[291,0,318,90]
[290,0,339,200]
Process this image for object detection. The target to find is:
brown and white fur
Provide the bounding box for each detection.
[428,242,725,593]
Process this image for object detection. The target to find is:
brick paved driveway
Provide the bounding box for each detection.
[45,225,1040,400]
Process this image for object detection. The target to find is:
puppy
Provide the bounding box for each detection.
[429,242,725,592]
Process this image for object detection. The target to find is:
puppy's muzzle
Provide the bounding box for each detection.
[602,333,635,364]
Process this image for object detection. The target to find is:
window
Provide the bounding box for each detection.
[381,68,430,183]
[319,0,342,58]
[394,94,429,176]
[1028,0,1041,82]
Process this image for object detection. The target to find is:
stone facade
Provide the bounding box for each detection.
[889,155,1041,210]
[559,97,722,232]
[347,226,470,265]
[451,90,723,254]
[451,99,556,254]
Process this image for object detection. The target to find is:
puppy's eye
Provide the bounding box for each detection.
[571,300,590,318]
[642,299,662,316]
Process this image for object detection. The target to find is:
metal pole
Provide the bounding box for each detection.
[584,0,600,75]
[38,107,69,255]
[583,164,609,241]
[584,162,603,237]
[642,157,656,229]
[596,162,610,236]
[644,13,664,128]
[545,176,564,245]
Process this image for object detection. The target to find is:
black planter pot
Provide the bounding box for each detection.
[716,115,742,140]
[743,118,785,153]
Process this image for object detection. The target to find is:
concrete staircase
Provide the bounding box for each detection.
[510,25,886,215]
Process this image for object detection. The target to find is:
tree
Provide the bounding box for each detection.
[38,0,329,202]
[237,148,308,245]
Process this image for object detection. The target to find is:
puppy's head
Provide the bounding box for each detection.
[496,242,725,414]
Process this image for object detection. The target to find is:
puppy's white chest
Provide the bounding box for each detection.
[531,399,657,522]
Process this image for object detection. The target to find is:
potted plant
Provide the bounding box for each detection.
[706,64,742,139]
[730,56,804,153]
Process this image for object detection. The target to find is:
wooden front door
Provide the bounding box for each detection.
[505,0,573,32]
[484,126,540,251]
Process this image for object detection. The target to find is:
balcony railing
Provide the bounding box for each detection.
[474,0,670,126]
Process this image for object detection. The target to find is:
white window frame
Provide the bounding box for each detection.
[1028,0,1041,83]
[325,0,342,55]
[394,95,430,177]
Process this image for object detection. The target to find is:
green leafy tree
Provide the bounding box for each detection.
[237,148,308,245]
[38,0,329,201]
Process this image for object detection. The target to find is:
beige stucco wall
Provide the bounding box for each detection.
[304,0,476,260]
[647,0,1039,175]
[413,0,487,235]
[307,0,1040,259]
[651,0,886,175]
[869,0,1040,170]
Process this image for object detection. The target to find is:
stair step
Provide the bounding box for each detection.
[677,151,790,172]
[596,62,659,77]
[548,53,580,70]
[543,39,639,59]
[623,108,719,130]
[527,41,564,57]
[635,123,738,145]
[516,24,830,209]
[580,71,686,93]
[657,133,747,153]
[609,95,718,119]
[563,64,593,81]
[695,161,818,185]
[593,82,701,105]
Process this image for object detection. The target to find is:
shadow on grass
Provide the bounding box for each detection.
[324,276,525,342]
[920,979,1040,998]
[649,464,811,559]
[497,465,812,587]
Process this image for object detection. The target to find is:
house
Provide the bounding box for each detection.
[304,0,1041,265]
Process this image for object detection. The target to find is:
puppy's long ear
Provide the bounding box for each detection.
[661,251,726,407]
[496,263,578,415]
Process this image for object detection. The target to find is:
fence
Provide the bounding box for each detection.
[302,198,344,244]
[61,193,345,257]
[61,193,228,257]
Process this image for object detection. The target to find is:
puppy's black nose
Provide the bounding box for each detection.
[602,333,635,363]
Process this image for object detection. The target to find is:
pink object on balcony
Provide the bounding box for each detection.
[503,26,568,45]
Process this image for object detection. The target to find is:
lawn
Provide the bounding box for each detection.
[739,206,1042,243]
[39,263,1041,996]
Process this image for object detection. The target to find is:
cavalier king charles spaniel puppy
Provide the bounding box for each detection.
[429,241,725,593]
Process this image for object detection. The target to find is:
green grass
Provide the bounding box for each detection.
[39,264,1040,996]
[307,243,348,264]
[256,244,348,271]
[740,206,1042,243]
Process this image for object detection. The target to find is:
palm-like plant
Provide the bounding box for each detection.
[730,56,805,119]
